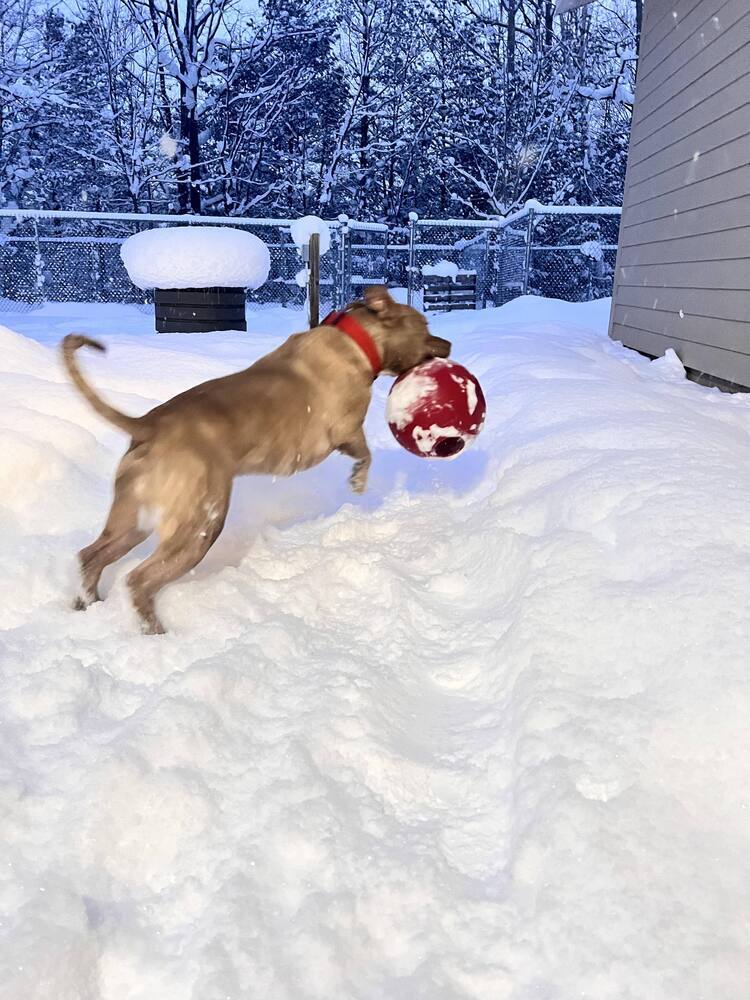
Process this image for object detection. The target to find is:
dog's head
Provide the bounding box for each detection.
[357,285,451,375]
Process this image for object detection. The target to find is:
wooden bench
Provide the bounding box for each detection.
[423,273,477,312]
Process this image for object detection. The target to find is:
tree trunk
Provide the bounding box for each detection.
[187,105,202,215]
[544,0,554,48]
[359,71,370,211]
[506,0,516,79]
[360,78,370,173]
[178,82,202,215]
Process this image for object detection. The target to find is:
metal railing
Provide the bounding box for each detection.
[0,203,621,315]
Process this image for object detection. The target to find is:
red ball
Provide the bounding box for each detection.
[386,359,486,459]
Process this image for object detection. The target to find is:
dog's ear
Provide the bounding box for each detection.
[364,285,394,317]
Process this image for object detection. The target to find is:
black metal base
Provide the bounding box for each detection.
[154,287,246,333]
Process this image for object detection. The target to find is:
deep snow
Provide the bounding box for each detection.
[1,296,749,999]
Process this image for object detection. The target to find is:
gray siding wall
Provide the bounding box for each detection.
[609,0,750,387]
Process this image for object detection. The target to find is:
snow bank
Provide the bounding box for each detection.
[289,215,331,256]
[2,297,750,998]
[120,225,271,290]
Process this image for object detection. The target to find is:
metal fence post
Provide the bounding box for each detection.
[480,226,496,308]
[336,213,350,307]
[382,224,391,292]
[522,207,535,296]
[407,211,418,306]
[495,226,505,306]
[33,217,43,301]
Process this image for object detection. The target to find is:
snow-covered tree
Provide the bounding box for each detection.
[120,0,242,213]
[2,0,640,220]
[202,0,329,216]
[0,0,69,207]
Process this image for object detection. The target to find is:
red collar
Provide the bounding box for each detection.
[322,309,382,377]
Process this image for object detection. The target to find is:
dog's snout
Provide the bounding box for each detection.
[429,336,451,359]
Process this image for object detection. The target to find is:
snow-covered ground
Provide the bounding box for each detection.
[1,296,749,999]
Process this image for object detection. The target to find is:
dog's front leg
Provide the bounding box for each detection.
[338,429,371,494]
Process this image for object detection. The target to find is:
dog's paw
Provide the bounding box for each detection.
[349,467,368,494]
[73,589,100,611]
[140,616,166,636]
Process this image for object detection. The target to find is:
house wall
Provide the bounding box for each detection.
[609,0,750,388]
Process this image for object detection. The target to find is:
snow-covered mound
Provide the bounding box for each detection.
[120,225,271,290]
[1,296,750,998]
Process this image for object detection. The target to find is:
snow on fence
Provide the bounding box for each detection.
[0,204,620,315]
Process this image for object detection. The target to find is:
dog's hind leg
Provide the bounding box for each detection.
[126,485,230,635]
[338,428,371,494]
[74,466,150,611]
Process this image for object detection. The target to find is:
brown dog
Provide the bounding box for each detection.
[62,286,451,634]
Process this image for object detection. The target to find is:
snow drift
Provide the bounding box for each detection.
[1,296,749,999]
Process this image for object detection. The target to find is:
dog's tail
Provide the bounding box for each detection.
[61,334,147,440]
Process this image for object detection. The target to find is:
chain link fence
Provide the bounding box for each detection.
[0,205,620,316]
[401,219,499,310]
[525,207,621,302]
[403,206,621,309]
[0,210,357,314]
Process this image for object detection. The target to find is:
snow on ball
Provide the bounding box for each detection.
[120,226,271,291]
[386,359,486,459]
[289,215,331,256]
